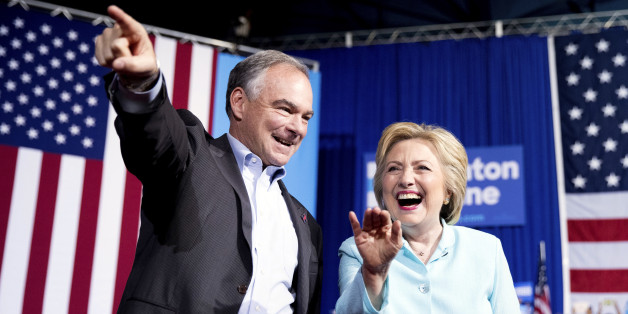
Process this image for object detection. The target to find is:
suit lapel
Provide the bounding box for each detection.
[210,136,311,312]
[209,134,253,250]
[279,180,312,314]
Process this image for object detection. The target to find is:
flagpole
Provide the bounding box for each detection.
[534,240,553,314]
[547,34,572,313]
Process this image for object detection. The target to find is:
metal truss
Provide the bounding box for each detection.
[247,9,628,51]
[5,0,321,70]
[8,0,628,65]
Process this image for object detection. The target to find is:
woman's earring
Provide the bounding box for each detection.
[443,197,450,205]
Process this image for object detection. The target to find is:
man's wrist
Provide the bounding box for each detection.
[112,70,163,114]
[119,70,161,92]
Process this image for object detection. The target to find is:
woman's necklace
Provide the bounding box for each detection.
[408,224,444,260]
[409,243,427,258]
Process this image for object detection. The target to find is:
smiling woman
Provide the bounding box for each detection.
[379,138,450,232]
[335,122,520,314]
[373,123,467,225]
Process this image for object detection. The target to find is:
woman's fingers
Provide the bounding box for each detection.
[348,211,362,237]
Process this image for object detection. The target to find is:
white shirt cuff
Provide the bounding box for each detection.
[112,72,163,114]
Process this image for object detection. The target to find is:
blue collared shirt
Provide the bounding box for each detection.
[228,134,299,314]
[335,220,520,313]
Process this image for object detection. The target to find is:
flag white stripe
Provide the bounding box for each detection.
[42,155,85,314]
[0,148,43,314]
[566,191,628,219]
[534,298,552,314]
[188,45,214,129]
[87,108,126,314]
[569,241,628,269]
[154,36,177,97]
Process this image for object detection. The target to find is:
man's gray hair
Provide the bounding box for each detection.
[225,50,309,117]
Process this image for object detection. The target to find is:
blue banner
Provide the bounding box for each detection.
[515,281,534,314]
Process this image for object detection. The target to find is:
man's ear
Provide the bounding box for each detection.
[230,87,246,121]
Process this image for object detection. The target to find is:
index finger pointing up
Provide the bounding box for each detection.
[106,5,144,35]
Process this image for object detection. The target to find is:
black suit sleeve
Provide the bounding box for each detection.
[104,72,190,183]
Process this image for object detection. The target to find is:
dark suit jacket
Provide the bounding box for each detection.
[105,73,323,313]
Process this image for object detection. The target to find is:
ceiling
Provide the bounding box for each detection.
[36,0,628,47]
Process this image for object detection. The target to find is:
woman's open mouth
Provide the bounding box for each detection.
[397,192,422,210]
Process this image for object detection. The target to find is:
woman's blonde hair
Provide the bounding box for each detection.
[373,122,468,224]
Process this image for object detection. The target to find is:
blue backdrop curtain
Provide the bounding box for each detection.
[291,34,563,313]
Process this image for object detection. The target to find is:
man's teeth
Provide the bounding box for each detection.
[274,136,292,146]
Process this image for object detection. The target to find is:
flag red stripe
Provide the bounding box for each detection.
[207,48,218,133]
[568,219,628,241]
[534,288,551,314]
[0,145,18,274]
[172,42,193,110]
[570,269,628,292]
[22,153,61,313]
[68,159,103,313]
[112,172,142,313]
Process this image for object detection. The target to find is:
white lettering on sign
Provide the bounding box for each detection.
[464,186,501,206]
[464,157,521,206]
[467,157,520,182]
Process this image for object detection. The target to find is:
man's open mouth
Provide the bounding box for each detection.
[273,136,293,147]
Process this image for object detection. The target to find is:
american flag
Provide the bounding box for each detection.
[553,27,628,312]
[0,4,218,313]
[534,241,551,314]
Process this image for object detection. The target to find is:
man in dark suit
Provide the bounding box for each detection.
[94,5,322,313]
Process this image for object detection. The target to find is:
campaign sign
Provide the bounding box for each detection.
[364,152,377,212]
[461,145,526,226]
[515,281,534,314]
[363,145,525,227]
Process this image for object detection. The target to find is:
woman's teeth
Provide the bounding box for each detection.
[397,193,422,206]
